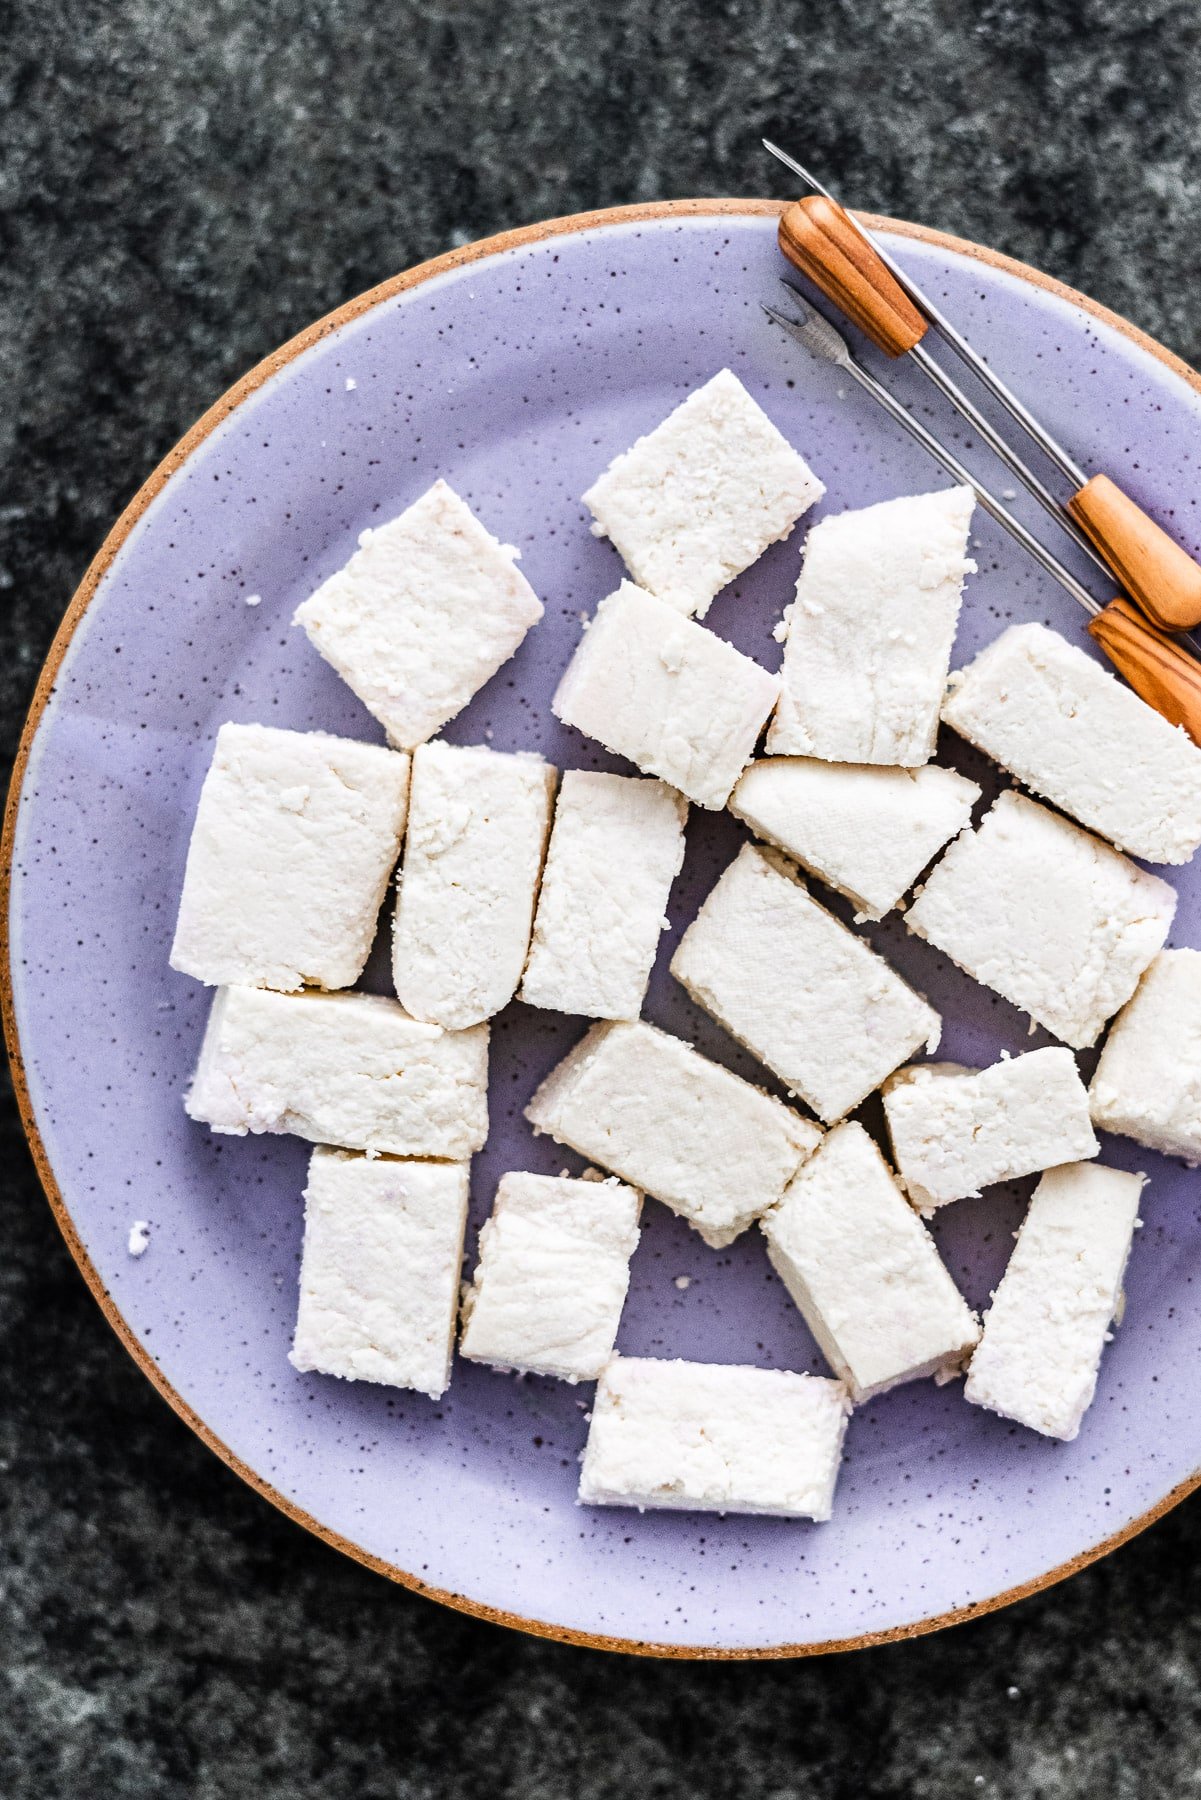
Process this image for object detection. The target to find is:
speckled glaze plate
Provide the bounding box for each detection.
[6,201,1201,1658]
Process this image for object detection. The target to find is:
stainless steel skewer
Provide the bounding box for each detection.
[762,139,1089,488]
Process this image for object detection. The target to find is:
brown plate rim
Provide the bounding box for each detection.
[4,195,1198,1660]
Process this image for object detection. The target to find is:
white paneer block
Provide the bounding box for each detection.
[965,1162,1144,1440]
[525,1019,821,1248]
[942,622,1201,865]
[761,1122,980,1401]
[905,791,1176,1050]
[768,485,976,765]
[882,1048,1099,1212]
[290,1148,469,1400]
[459,1172,641,1382]
[581,369,825,619]
[171,724,410,992]
[671,844,940,1124]
[185,987,489,1158]
[293,480,543,750]
[520,772,688,1020]
[729,756,979,922]
[1090,950,1201,1162]
[578,1356,850,1520]
[552,581,779,810]
[392,742,555,1030]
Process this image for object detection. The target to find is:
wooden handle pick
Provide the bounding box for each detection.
[1089,598,1201,741]
[776,195,1201,633]
[1068,474,1201,633]
[778,195,927,358]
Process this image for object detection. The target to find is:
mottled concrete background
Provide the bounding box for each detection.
[4,2,1201,1795]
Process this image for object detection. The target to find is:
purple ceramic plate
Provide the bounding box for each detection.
[7,201,1201,1657]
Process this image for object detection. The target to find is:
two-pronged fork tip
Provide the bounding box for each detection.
[761,288,851,368]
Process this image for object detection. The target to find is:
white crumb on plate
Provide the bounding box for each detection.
[345,377,357,391]
[128,1220,151,1257]
[674,1275,691,1290]
[244,593,262,607]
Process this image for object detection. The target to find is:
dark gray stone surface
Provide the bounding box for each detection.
[4,2,1201,1793]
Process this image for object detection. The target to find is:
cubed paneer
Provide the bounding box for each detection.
[290,1148,470,1400]
[293,480,543,749]
[768,486,976,765]
[578,1356,850,1520]
[761,1122,980,1401]
[729,756,979,922]
[525,1018,820,1248]
[965,1162,1144,1440]
[942,622,1201,865]
[459,1172,641,1382]
[582,369,824,618]
[882,1048,1099,1212]
[905,792,1176,1049]
[520,771,688,1020]
[171,723,410,991]
[552,581,779,809]
[393,742,555,1029]
[671,843,940,1123]
[1089,950,1201,1162]
[185,987,489,1159]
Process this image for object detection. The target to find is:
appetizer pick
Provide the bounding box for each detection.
[765,138,1201,636]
